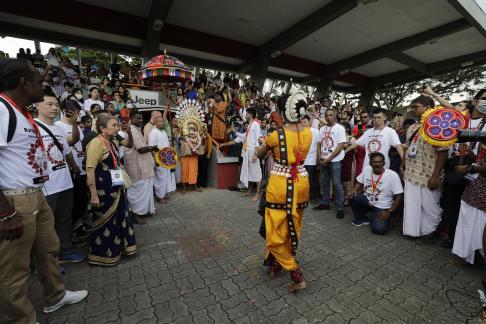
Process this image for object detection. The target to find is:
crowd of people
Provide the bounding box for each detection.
[0,47,486,322]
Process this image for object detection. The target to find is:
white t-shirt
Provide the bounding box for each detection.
[356,166,403,209]
[356,126,401,169]
[55,121,86,175]
[148,128,170,148]
[235,120,261,151]
[35,119,73,196]
[0,97,49,189]
[318,123,346,162]
[304,127,319,166]
[83,98,104,112]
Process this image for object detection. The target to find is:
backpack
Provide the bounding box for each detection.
[0,96,17,143]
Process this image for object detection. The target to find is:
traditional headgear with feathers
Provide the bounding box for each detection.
[175,99,207,137]
[285,91,308,123]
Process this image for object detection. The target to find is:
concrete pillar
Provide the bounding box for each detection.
[76,47,82,67]
[358,84,379,110]
[34,40,41,53]
[314,75,336,99]
[251,54,270,92]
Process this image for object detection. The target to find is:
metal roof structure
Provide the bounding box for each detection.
[1,0,485,98]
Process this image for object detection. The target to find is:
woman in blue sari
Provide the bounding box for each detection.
[86,113,137,266]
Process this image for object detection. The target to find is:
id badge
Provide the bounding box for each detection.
[408,143,418,158]
[110,169,124,187]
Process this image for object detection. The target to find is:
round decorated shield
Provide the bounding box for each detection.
[419,106,467,146]
[154,147,178,169]
[139,51,192,83]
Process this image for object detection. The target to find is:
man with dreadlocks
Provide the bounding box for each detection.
[256,92,313,292]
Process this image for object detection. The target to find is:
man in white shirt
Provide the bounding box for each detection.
[55,99,91,244]
[35,90,86,264]
[220,108,262,201]
[302,115,320,203]
[349,109,403,170]
[314,109,346,219]
[349,152,403,235]
[125,112,159,224]
[83,86,104,114]
[149,116,177,202]
[0,59,87,324]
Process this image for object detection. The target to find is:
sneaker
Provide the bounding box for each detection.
[336,209,344,219]
[351,219,370,227]
[313,204,330,210]
[42,290,88,313]
[59,252,86,264]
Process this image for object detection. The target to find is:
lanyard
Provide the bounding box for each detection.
[98,136,118,169]
[371,170,384,194]
[323,125,333,139]
[0,93,45,150]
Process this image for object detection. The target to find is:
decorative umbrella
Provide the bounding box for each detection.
[139,50,192,83]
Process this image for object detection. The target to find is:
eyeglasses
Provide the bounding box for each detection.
[410,104,424,109]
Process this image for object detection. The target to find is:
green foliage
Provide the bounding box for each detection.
[374,65,486,110]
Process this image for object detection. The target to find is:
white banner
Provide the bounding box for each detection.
[128,89,164,108]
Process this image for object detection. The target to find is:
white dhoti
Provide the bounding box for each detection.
[154,167,177,198]
[403,179,442,237]
[452,201,486,264]
[175,162,182,184]
[240,148,262,188]
[127,177,155,215]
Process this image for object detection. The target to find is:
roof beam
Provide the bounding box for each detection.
[1,2,370,86]
[387,52,431,76]
[305,18,470,82]
[374,50,486,87]
[239,0,358,73]
[447,0,486,38]
[141,0,174,57]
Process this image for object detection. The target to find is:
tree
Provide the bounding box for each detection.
[374,65,486,111]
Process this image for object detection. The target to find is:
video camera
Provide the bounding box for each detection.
[452,130,486,166]
[456,130,486,144]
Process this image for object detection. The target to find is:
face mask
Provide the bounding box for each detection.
[75,93,83,100]
[477,99,486,114]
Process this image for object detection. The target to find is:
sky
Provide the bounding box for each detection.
[0,36,55,57]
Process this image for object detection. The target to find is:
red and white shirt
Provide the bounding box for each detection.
[0,94,48,189]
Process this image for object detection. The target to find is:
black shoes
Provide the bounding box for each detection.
[336,209,344,219]
[313,204,330,210]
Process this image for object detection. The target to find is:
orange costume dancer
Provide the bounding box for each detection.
[210,91,230,142]
[176,99,208,193]
[257,92,312,293]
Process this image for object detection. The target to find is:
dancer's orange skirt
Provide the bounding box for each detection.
[180,155,198,185]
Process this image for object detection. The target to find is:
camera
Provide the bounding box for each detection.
[457,130,486,144]
[451,130,486,166]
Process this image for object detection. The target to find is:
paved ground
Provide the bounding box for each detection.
[31,188,484,323]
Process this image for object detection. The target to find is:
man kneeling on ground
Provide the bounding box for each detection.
[348,152,403,235]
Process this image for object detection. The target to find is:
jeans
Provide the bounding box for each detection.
[305,165,320,201]
[350,194,392,235]
[320,161,344,209]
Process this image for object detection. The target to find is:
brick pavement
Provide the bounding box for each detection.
[31,188,484,323]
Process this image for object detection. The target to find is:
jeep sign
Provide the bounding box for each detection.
[128,89,164,108]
